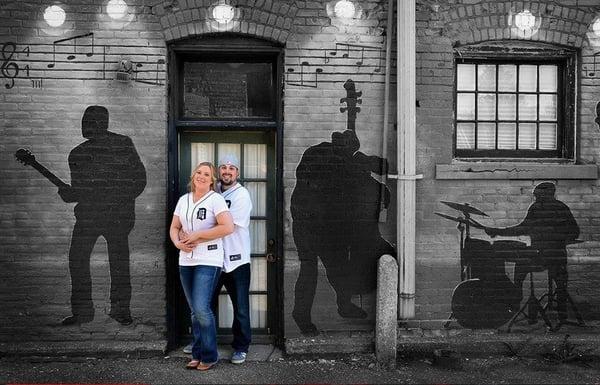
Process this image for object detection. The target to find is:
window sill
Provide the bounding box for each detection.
[435,162,598,180]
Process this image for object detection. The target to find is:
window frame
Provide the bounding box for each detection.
[453,42,577,160]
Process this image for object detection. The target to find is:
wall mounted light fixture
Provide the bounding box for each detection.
[334,0,356,19]
[107,0,128,20]
[44,5,66,27]
[593,18,600,37]
[212,3,235,24]
[514,10,536,31]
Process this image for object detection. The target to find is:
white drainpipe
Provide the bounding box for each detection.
[394,0,420,319]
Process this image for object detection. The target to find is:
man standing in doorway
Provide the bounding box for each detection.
[184,154,253,364]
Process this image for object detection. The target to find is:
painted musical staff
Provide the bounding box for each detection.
[285,42,390,88]
[0,36,166,89]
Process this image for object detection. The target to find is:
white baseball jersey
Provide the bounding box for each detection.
[219,182,253,273]
[174,191,229,267]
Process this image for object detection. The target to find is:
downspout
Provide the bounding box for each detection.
[378,0,394,222]
[396,0,421,319]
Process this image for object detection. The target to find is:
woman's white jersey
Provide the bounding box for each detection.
[174,191,230,267]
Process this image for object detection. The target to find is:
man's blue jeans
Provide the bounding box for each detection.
[191,263,252,353]
[179,265,221,363]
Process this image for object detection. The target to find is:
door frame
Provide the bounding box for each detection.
[166,35,285,349]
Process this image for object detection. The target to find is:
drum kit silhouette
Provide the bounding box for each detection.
[435,201,584,331]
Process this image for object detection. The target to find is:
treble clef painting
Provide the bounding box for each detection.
[1,42,19,89]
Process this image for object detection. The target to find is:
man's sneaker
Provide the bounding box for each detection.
[231,351,247,364]
[183,342,193,354]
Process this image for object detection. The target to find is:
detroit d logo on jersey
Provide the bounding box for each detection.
[196,208,207,220]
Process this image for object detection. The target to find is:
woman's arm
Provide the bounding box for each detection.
[182,211,234,245]
[170,215,194,253]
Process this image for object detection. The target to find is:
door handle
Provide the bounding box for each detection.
[266,253,276,263]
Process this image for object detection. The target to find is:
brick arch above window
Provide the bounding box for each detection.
[436,1,595,48]
[152,0,298,44]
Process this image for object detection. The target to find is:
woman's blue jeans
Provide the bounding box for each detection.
[179,265,221,363]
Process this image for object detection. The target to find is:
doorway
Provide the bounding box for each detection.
[167,36,283,348]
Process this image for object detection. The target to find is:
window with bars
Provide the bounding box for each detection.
[453,44,576,159]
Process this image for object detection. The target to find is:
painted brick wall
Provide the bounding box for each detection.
[0,0,168,345]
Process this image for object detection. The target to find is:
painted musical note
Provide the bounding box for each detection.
[1,42,19,89]
[48,32,94,68]
[585,53,599,77]
[286,62,322,88]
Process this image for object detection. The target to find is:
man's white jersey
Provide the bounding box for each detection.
[174,191,229,267]
[220,182,253,273]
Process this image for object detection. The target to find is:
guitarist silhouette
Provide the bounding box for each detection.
[17,106,146,325]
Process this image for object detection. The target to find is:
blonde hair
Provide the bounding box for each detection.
[188,161,218,192]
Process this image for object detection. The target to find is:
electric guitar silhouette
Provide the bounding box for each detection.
[15,148,69,188]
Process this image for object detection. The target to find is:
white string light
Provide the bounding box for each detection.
[44,5,66,27]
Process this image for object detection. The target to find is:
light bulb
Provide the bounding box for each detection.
[44,5,66,27]
[515,10,535,31]
[212,4,234,24]
[107,0,128,20]
[334,0,355,19]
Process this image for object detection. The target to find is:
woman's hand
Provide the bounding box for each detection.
[175,240,195,253]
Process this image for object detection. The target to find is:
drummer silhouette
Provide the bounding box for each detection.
[484,182,579,324]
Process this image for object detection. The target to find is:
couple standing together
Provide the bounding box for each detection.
[169,155,252,371]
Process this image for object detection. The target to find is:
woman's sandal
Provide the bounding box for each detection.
[186,359,200,369]
[196,361,217,371]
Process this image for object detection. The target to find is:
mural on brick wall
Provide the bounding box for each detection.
[436,182,583,331]
[15,105,146,325]
[290,79,396,335]
[0,34,165,90]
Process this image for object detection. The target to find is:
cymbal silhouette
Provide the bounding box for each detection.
[434,212,485,229]
[440,201,488,216]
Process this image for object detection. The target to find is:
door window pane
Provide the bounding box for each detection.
[250,220,266,254]
[191,143,214,169]
[183,62,273,119]
[244,144,267,178]
[245,182,266,216]
[250,258,267,291]
[250,295,267,328]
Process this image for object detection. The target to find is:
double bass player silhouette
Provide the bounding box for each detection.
[291,80,395,335]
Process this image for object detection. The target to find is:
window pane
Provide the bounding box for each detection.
[478,64,496,91]
[519,65,537,92]
[456,123,475,149]
[217,143,240,168]
[498,94,516,120]
[498,123,516,149]
[250,220,266,254]
[457,93,475,119]
[498,65,517,92]
[539,65,558,92]
[477,123,496,149]
[245,182,266,216]
[518,123,537,149]
[539,123,557,150]
[244,144,267,178]
[218,294,233,328]
[183,62,273,119]
[477,94,496,120]
[250,257,267,291]
[457,64,476,91]
[250,294,267,328]
[539,94,557,120]
[519,94,537,120]
[191,143,214,169]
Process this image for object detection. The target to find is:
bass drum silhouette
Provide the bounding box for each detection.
[451,237,521,329]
